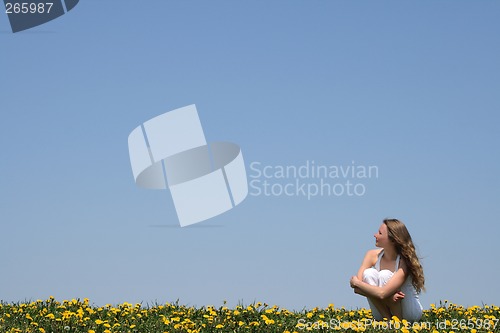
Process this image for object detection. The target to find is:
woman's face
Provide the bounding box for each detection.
[374,223,390,248]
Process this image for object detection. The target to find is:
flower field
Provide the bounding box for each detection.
[0,298,498,333]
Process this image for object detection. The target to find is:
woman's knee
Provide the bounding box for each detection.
[378,270,394,285]
[362,268,379,285]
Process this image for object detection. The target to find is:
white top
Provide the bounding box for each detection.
[375,250,420,297]
[369,249,423,321]
[374,249,401,272]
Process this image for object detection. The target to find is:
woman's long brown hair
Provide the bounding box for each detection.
[384,218,425,293]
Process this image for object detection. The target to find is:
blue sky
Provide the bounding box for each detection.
[1,1,499,311]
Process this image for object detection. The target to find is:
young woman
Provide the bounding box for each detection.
[350,218,425,321]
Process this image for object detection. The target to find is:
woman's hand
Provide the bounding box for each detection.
[350,276,360,288]
[392,291,405,302]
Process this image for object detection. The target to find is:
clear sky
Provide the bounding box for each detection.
[1,1,499,311]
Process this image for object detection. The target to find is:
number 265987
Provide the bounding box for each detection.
[5,2,54,14]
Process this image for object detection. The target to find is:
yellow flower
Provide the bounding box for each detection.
[265,318,275,325]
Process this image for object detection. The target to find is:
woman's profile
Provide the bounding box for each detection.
[350,218,424,321]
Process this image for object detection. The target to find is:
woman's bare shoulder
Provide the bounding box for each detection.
[365,248,383,257]
[362,248,382,264]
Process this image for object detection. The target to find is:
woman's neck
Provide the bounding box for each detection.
[382,246,398,260]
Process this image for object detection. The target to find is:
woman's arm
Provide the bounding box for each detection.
[351,249,379,297]
[353,287,368,296]
[350,264,408,300]
[356,249,380,280]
